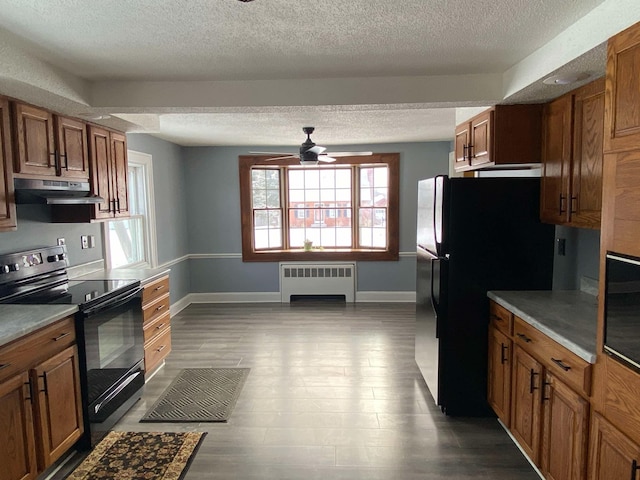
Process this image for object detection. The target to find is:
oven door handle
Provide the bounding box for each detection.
[93,370,142,414]
[82,287,142,316]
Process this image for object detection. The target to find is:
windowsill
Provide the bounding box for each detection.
[242,249,399,262]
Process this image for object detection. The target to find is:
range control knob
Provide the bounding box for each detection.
[0,265,9,274]
[9,263,20,272]
[47,255,57,262]
[59,253,66,260]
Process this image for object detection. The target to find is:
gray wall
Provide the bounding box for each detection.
[127,134,190,302]
[182,142,451,293]
[0,205,103,266]
[552,225,600,290]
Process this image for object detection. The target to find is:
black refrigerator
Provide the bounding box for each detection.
[415,175,555,416]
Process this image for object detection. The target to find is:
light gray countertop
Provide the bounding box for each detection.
[0,304,79,348]
[487,290,598,363]
[75,267,170,285]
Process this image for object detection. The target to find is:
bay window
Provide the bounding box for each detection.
[239,153,399,261]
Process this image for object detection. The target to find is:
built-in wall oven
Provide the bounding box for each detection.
[0,246,145,448]
[604,252,640,373]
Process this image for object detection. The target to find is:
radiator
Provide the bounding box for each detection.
[280,263,356,302]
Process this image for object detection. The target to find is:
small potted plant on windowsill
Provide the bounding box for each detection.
[303,239,313,251]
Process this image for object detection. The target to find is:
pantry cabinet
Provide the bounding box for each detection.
[88,126,129,219]
[540,78,604,229]
[0,317,83,479]
[0,96,16,231]
[454,104,542,172]
[12,103,89,180]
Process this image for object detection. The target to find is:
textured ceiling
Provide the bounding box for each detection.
[0,0,628,147]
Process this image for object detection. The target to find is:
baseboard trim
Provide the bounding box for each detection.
[356,291,416,303]
[170,291,415,310]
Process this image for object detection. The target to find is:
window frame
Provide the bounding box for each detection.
[239,153,400,262]
[103,150,158,269]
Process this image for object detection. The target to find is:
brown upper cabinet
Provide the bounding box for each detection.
[604,22,640,153]
[88,125,129,219]
[454,104,543,172]
[0,97,17,232]
[12,102,90,180]
[540,78,605,229]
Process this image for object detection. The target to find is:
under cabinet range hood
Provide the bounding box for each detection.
[14,178,104,205]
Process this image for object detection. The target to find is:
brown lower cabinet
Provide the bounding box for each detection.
[487,325,512,427]
[540,372,589,480]
[142,275,172,375]
[488,301,591,480]
[510,345,544,464]
[588,413,640,480]
[0,317,83,480]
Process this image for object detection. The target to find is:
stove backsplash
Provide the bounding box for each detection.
[0,205,103,266]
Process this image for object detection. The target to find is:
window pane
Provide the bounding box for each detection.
[108,218,145,268]
[304,169,320,189]
[266,170,280,189]
[253,209,282,249]
[266,190,280,208]
[336,169,351,188]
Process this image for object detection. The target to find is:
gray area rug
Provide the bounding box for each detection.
[140,368,250,423]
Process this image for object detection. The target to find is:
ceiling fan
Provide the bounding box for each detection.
[250,127,373,165]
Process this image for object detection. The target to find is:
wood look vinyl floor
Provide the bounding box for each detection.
[113,302,539,479]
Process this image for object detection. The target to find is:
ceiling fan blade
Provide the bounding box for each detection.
[250,151,297,155]
[263,155,299,161]
[308,145,326,155]
[325,151,373,157]
[318,156,337,163]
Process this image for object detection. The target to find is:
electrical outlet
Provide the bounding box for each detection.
[556,238,566,256]
[81,235,89,249]
[89,235,95,248]
[57,238,65,246]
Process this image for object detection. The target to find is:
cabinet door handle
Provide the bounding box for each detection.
[551,358,571,371]
[468,144,474,159]
[53,332,70,341]
[631,459,639,480]
[155,304,165,312]
[156,323,166,330]
[157,345,167,352]
[462,144,468,160]
[116,198,121,213]
[500,343,508,365]
[110,199,116,213]
[490,314,503,322]
[25,380,33,403]
[559,194,566,215]
[50,151,59,175]
[39,373,49,394]
[529,369,539,394]
[516,333,532,343]
[154,285,165,292]
[542,380,551,402]
[570,195,578,214]
[0,362,10,371]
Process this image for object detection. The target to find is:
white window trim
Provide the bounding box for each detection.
[103,150,158,269]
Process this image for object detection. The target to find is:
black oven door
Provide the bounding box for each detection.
[76,286,145,432]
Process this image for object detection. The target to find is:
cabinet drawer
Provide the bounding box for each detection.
[489,301,513,336]
[143,293,170,325]
[0,316,76,383]
[143,312,170,344]
[144,327,171,374]
[142,276,169,306]
[514,316,591,396]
